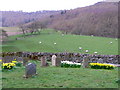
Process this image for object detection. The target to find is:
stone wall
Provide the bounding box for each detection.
[0,52,119,64]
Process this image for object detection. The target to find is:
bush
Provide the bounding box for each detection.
[15,62,22,67]
[89,63,115,70]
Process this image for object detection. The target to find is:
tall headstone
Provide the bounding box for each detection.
[52,55,57,66]
[52,55,61,66]
[40,56,48,67]
[82,55,89,68]
[23,63,37,78]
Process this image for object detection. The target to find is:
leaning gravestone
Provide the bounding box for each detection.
[82,55,89,68]
[23,63,37,78]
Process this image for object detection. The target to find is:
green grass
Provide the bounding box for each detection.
[2,61,119,88]
[2,29,118,55]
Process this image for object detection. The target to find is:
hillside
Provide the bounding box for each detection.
[2,29,118,55]
[1,10,60,27]
[1,2,118,38]
[43,2,118,38]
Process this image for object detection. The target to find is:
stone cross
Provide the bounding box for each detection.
[23,63,37,78]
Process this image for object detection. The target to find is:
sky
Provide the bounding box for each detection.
[0,0,119,12]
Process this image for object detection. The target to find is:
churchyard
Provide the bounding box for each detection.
[1,29,119,88]
[1,52,120,88]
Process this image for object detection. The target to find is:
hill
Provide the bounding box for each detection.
[1,2,118,38]
[1,10,60,27]
[42,2,118,38]
[2,29,118,55]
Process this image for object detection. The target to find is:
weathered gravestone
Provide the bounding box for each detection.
[40,56,48,67]
[82,55,89,68]
[52,55,61,66]
[23,63,37,78]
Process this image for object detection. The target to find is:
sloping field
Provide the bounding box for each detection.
[2,29,118,55]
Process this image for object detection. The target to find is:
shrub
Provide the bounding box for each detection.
[15,62,22,67]
[89,63,115,70]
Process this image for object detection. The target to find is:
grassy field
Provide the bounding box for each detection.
[2,29,118,55]
[2,60,119,88]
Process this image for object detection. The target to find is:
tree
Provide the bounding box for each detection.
[0,29,8,42]
[26,21,46,35]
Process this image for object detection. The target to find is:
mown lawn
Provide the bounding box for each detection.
[2,29,118,55]
[2,61,119,88]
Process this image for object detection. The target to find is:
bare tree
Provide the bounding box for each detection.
[0,29,8,42]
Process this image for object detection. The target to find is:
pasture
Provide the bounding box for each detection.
[1,29,118,55]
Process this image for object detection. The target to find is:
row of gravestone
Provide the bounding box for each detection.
[1,52,119,64]
[24,55,90,78]
[25,55,91,78]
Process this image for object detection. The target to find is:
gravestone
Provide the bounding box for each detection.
[52,55,61,66]
[40,56,48,67]
[52,55,57,66]
[23,63,37,78]
[82,55,89,68]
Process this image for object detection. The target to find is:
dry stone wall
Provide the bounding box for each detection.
[0,52,119,64]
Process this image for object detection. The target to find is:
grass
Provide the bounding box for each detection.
[2,60,119,88]
[1,29,118,55]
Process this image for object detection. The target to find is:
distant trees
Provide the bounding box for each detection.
[0,29,8,42]
[19,21,47,36]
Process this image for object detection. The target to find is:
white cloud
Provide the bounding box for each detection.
[0,0,104,12]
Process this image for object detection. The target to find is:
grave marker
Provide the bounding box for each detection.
[23,63,37,78]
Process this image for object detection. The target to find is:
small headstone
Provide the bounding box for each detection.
[82,56,89,68]
[23,63,37,78]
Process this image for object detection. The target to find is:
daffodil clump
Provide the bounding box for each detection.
[2,63,16,70]
[61,61,81,68]
[89,63,115,70]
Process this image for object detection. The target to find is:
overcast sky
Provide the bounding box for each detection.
[0,0,117,12]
